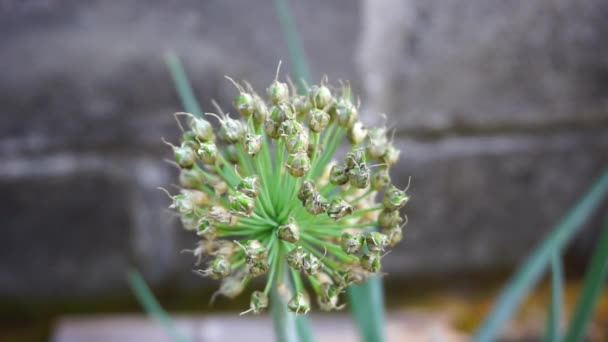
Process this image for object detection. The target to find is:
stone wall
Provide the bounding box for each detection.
[1,0,607,299]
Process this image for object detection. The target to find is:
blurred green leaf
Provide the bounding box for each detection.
[127,270,190,342]
[165,52,203,117]
[565,215,608,341]
[473,169,608,342]
[543,249,563,342]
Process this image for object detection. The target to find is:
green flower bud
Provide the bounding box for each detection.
[302,253,321,276]
[179,168,204,189]
[241,291,269,315]
[267,80,289,105]
[285,131,309,154]
[219,116,246,144]
[293,95,311,119]
[247,259,270,277]
[344,149,366,169]
[286,246,307,270]
[243,133,262,156]
[233,92,255,118]
[174,143,196,169]
[382,225,403,247]
[288,292,310,315]
[264,119,281,139]
[170,193,194,215]
[229,191,255,217]
[224,144,240,164]
[208,206,237,226]
[341,232,364,254]
[298,180,316,202]
[239,240,268,262]
[286,152,311,177]
[265,104,294,139]
[189,117,214,142]
[366,232,388,253]
[237,176,260,198]
[317,283,344,311]
[366,127,388,159]
[383,144,400,166]
[371,168,391,190]
[378,208,403,228]
[327,197,353,220]
[335,99,358,128]
[197,141,218,165]
[309,84,332,109]
[360,253,381,273]
[277,217,300,243]
[279,119,303,137]
[252,95,268,125]
[329,164,349,185]
[308,108,330,133]
[348,163,371,189]
[382,185,410,210]
[347,121,368,145]
[305,192,328,215]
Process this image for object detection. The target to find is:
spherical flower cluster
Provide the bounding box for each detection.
[163,63,410,315]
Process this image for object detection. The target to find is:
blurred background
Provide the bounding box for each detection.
[2,0,608,341]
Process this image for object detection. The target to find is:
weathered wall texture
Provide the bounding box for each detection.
[1,0,607,298]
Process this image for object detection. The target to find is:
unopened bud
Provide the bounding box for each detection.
[288,292,310,315]
[341,232,364,254]
[302,253,321,276]
[229,191,255,217]
[348,163,371,189]
[277,217,300,243]
[366,127,388,159]
[329,164,349,185]
[371,168,391,190]
[237,176,260,198]
[241,291,269,315]
[348,121,368,145]
[366,232,388,253]
[243,133,262,156]
[360,253,381,273]
[383,185,409,210]
[286,246,307,270]
[286,152,311,177]
[174,143,196,169]
[305,193,328,215]
[378,208,403,228]
[327,197,353,220]
[298,180,316,202]
[308,109,330,133]
[197,141,218,165]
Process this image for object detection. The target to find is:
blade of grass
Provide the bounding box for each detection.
[564,215,608,341]
[543,249,563,342]
[347,276,387,342]
[165,52,203,117]
[127,270,190,342]
[473,168,608,342]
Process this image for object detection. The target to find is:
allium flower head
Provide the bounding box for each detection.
[164,62,410,314]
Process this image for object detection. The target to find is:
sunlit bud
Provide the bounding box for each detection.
[341,232,364,254]
[348,163,371,189]
[174,143,196,169]
[298,180,316,202]
[302,253,321,276]
[383,185,410,210]
[308,108,330,133]
[189,117,214,142]
[317,283,344,311]
[277,217,300,243]
[327,197,353,220]
[329,164,349,185]
[286,246,307,270]
[383,144,400,166]
[360,253,381,273]
[179,168,204,189]
[237,176,260,198]
[305,192,328,215]
[335,99,358,128]
[366,127,388,159]
[344,148,366,169]
[247,259,270,277]
[366,232,389,253]
[286,152,311,177]
[197,141,218,165]
[241,291,269,315]
[382,225,403,247]
[378,208,403,228]
[229,191,255,217]
[288,292,310,315]
[371,168,391,190]
[285,131,309,154]
[243,133,262,156]
[347,121,368,145]
[219,116,246,144]
[308,84,333,109]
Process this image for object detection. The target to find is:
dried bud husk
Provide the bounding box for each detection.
[302,253,321,276]
[237,176,260,198]
[383,185,410,210]
[348,163,371,189]
[219,116,246,144]
[242,291,269,315]
[366,232,389,253]
[341,232,364,254]
[348,121,368,145]
[317,283,344,311]
[286,152,311,177]
[288,292,310,315]
[360,252,381,273]
[247,259,270,277]
[208,206,238,226]
[308,108,330,133]
[189,117,214,142]
[305,192,328,215]
[371,168,391,190]
[197,141,218,165]
[241,240,268,261]
[383,144,400,166]
[243,133,262,156]
[277,218,300,243]
[286,246,307,270]
[378,208,403,228]
[298,180,316,202]
[197,255,232,279]
[212,273,246,301]
[174,143,196,169]
[367,127,388,159]
[327,197,353,220]
[229,191,255,217]
[329,164,349,185]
